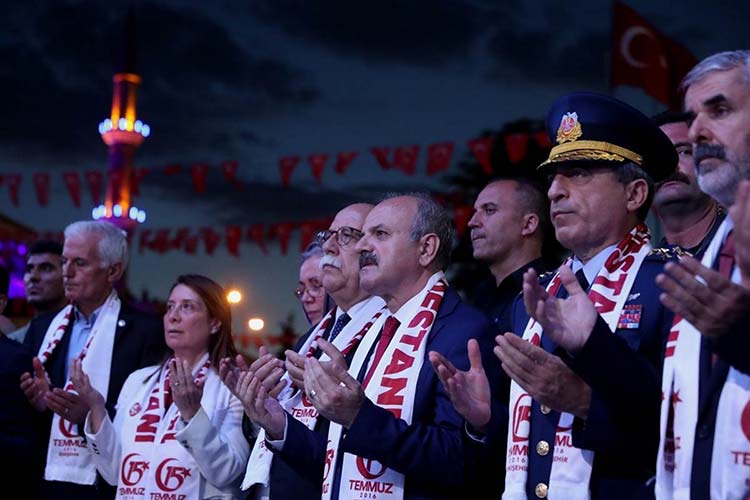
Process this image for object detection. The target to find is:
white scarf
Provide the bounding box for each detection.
[322,273,447,500]
[656,218,750,500]
[504,224,651,500]
[41,291,121,484]
[115,355,211,500]
[241,296,386,491]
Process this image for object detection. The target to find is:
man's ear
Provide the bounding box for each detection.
[418,233,440,268]
[625,179,649,215]
[107,262,124,284]
[520,212,540,237]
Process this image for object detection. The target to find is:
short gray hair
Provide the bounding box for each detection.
[64,220,129,270]
[680,50,750,93]
[301,241,324,264]
[614,162,654,222]
[383,192,454,271]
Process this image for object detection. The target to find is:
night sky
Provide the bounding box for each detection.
[1,0,748,338]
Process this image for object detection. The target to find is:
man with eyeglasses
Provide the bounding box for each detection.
[236,203,386,500]
[433,92,680,499]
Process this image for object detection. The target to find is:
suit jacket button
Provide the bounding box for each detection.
[536,440,550,456]
[535,482,548,498]
[540,404,551,415]
[117,319,126,327]
[697,424,709,439]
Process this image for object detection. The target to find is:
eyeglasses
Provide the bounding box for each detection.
[294,279,324,299]
[315,226,364,247]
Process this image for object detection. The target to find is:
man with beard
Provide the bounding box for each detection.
[433,92,679,499]
[468,178,550,334]
[654,50,750,500]
[651,111,725,257]
[227,203,387,500]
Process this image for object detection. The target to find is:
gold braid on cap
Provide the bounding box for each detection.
[539,140,643,167]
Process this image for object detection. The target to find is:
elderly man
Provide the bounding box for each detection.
[651,111,725,256]
[434,92,679,499]
[468,177,550,334]
[20,221,165,500]
[654,50,750,500]
[230,203,387,500]
[8,240,67,343]
[279,194,501,499]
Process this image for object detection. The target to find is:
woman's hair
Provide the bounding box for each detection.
[169,274,238,367]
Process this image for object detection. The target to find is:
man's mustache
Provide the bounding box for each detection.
[319,254,342,269]
[693,144,726,167]
[657,170,692,188]
[359,252,378,268]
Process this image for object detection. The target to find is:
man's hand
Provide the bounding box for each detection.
[494,333,591,419]
[19,357,51,412]
[285,350,306,389]
[656,255,750,338]
[523,267,598,354]
[729,179,750,287]
[236,370,286,440]
[69,359,107,431]
[248,346,286,398]
[429,339,491,432]
[303,339,363,428]
[219,354,248,398]
[45,387,91,426]
[169,357,204,422]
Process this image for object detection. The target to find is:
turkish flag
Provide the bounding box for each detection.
[467,137,494,175]
[5,174,22,207]
[454,205,473,239]
[201,227,222,255]
[426,142,454,176]
[32,173,51,206]
[308,153,328,184]
[271,222,295,255]
[370,147,392,170]
[247,223,268,255]
[62,171,82,206]
[392,145,420,176]
[611,1,697,108]
[221,160,243,190]
[279,156,300,187]
[334,151,358,175]
[85,171,104,205]
[190,163,210,194]
[226,225,242,257]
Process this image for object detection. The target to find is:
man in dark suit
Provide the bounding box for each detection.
[434,92,680,499]
[266,194,503,499]
[21,220,165,500]
[655,49,750,500]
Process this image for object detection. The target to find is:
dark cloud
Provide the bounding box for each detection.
[249,0,480,66]
[0,0,318,165]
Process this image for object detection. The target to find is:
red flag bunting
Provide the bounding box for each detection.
[611,1,697,108]
[298,219,321,252]
[132,167,150,196]
[279,156,300,187]
[85,171,104,205]
[370,147,392,169]
[308,153,328,184]
[467,137,494,175]
[226,225,242,257]
[334,151,358,175]
[505,133,530,164]
[426,142,454,176]
[247,223,268,255]
[151,229,171,254]
[5,174,22,207]
[454,205,473,239]
[170,227,191,251]
[32,173,51,206]
[185,234,199,255]
[62,171,82,207]
[271,222,294,255]
[392,145,420,176]
[190,163,210,194]
[164,164,182,176]
[201,227,222,255]
[221,160,243,190]
[138,229,152,254]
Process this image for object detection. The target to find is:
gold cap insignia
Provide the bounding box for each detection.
[556,112,582,144]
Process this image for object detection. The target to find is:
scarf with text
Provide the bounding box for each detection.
[504,224,651,500]
[656,218,750,500]
[41,291,120,484]
[322,273,447,500]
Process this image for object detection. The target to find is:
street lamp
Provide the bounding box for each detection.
[248,318,264,331]
[226,289,242,304]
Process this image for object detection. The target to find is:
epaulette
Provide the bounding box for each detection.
[648,246,691,260]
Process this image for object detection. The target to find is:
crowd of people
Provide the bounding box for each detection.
[0,49,748,500]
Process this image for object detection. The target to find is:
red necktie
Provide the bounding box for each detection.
[362,316,401,388]
[717,231,735,278]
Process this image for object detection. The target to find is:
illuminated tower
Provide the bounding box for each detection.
[94,8,149,230]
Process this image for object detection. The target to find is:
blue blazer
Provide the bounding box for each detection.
[278,287,505,499]
[509,252,675,500]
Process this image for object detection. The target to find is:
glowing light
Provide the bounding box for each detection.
[17,244,27,256]
[129,207,138,219]
[226,289,242,304]
[137,210,146,223]
[118,118,128,130]
[113,204,122,217]
[248,318,264,331]
[141,124,150,137]
[134,120,142,133]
